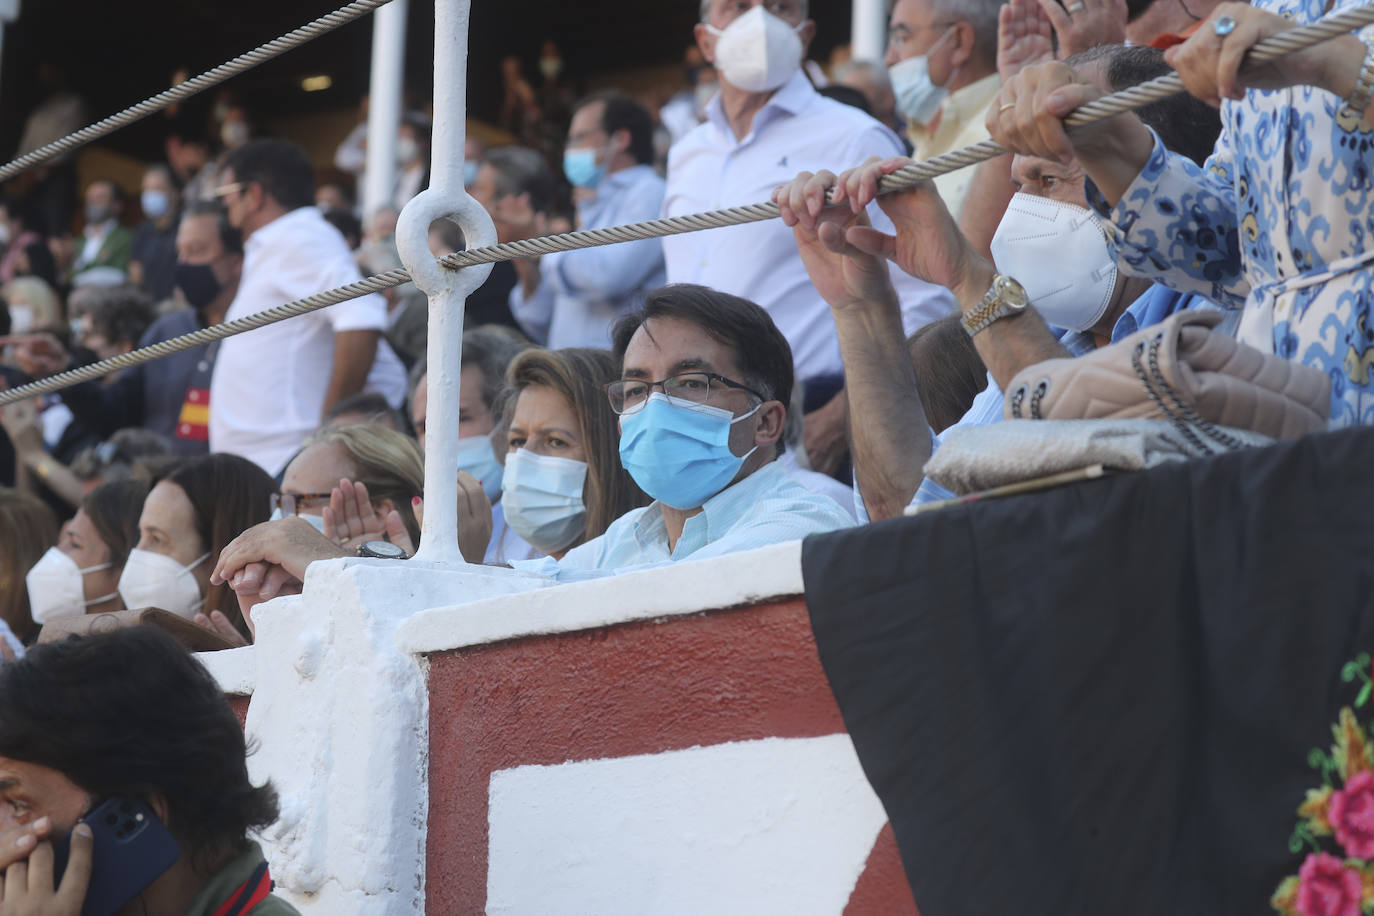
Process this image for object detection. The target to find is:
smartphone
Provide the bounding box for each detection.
[51,797,181,916]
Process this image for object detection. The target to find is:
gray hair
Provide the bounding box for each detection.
[699,0,810,23]
[407,324,532,413]
[928,0,1002,63]
[480,147,554,213]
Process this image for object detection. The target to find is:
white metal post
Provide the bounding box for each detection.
[851,0,888,64]
[394,0,496,564]
[242,8,530,909]
[0,0,20,109]
[361,0,407,218]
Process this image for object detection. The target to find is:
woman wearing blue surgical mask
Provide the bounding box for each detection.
[26,479,146,626]
[409,326,534,565]
[501,348,648,559]
[124,454,275,641]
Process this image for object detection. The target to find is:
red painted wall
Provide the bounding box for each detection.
[228,694,249,728]
[424,597,919,915]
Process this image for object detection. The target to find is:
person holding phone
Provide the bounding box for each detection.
[0,627,298,915]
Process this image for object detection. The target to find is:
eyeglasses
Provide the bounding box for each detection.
[271,491,332,516]
[212,182,243,200]
[606,371,765,415]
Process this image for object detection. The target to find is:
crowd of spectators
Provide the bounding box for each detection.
[0,0,1368,717]
[0,0,1369,906]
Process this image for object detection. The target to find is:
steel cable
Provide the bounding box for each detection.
[1,3,1371,408]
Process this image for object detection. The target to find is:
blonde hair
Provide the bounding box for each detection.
[507,348,648,547]
[4,276,62,330]
[305,424,425,545]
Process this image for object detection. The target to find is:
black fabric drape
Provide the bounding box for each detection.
[803,427,1374,916]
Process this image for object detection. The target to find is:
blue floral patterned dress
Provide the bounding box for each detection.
[1087,0,1374,426]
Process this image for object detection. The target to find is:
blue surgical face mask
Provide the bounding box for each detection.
[456,435,503,502]
[563,148,605,190]
[141,189,170,220]
[463,159,480,188]
[888,28,954,127]
[501,449,588,554]
[617,393,760,510]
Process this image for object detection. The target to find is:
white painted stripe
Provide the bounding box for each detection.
[486,734,886,915]
[196,643,257,695]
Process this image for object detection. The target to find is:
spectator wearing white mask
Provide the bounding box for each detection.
[25,479,146,627]
[0,488,58,647]
[121,453,275,642]
[662,0,956,479]
[394,115,431,210]
[775,43,1223,521]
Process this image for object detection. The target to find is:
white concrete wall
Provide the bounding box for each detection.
[197,541,814,914]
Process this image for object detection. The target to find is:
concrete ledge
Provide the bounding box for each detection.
[196,643,257,696]
[395,540,805,654]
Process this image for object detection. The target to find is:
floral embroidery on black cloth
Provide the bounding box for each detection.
[1273,653,1374,916]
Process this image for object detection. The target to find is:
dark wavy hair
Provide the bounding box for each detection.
[157,454,276,637]
[81,478,148,570]
[0,627,278,865]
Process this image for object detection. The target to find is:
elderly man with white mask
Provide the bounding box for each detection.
[774,43,1225,520]
[662,0,957,479]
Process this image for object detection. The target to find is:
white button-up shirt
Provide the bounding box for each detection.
[509,164,667,349]
[663,70,955,382]
[210,206,407,475]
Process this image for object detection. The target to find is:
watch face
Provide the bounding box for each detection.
[995,275,1029,308]
[360,540,407,560]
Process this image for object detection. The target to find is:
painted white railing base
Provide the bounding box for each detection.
[239,558,548,914]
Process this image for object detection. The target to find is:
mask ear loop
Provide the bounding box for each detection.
[928,25,959,90]
[728,399,767,463]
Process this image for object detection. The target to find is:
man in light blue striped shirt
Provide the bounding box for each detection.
[513,284,853,582]
[508,92,666,350]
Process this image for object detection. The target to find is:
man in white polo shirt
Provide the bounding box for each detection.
[662,0,955,475]
[209,139,406,475]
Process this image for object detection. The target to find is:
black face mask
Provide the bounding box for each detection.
[174,261,221,310]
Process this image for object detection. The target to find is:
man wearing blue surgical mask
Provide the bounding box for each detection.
[510,283,854,581]
[508,92,666,350]
[776,43,1224,519]
[128,164,183,302]
[884,0,1010,255]
[209,285,852,590]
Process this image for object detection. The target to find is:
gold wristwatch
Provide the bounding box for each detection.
[961,274,1029,337]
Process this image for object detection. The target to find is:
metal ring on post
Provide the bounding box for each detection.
[393,188,495,299]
